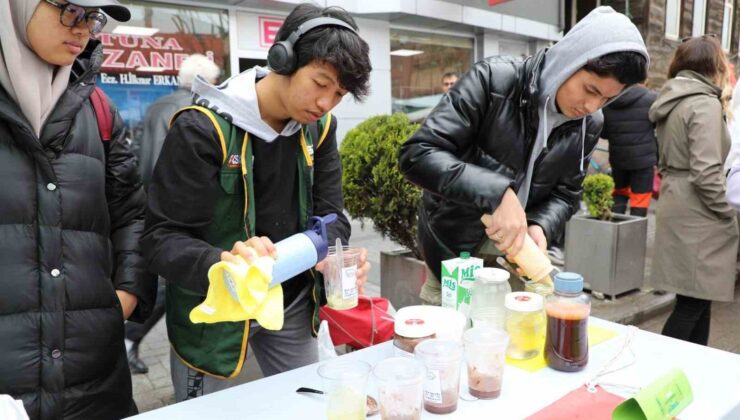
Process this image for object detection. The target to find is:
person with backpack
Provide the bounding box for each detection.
[0,1,155,418]
[141,3,372,401]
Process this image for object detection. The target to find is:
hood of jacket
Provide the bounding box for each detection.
[0,40,103,142]
[191,66,302,142]
[649,70,722,124]
[538,6,649,107]
[517,6,648,205]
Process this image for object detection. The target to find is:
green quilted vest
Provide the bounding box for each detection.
[165,106,332,378]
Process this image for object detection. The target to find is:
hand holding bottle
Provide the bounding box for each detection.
[481,188,528,255]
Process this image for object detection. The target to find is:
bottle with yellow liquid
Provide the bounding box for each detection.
[480,214,556,285]
[504,292,545,360]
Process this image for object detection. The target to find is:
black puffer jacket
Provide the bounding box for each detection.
[399,50,601,280]
[0,42,155,419]
[601,85,658,170]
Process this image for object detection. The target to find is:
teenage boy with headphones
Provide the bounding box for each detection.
[141,4,372,401]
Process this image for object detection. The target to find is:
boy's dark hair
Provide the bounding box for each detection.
[583,51,648,86]
[275,4,372,101]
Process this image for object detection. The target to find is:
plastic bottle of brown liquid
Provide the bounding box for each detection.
[512,234,555,285]
[544,272,590,372]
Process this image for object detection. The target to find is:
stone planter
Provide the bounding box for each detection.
[564,213,647,298]
[380,249,427,310]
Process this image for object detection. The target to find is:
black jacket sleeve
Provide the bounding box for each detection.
[525,169,587,243]
[141,110,225,295]
[313,116,351,245]
[399,60,516,213]
[106,100,156,322]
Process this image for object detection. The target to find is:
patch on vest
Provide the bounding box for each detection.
[227,154,241,169]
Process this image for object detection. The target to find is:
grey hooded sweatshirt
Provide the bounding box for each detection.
[191,66,303,142]
[518,6,649,205]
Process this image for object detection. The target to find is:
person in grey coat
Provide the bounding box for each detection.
[648,34,739,346]
[126,54,220,374]
[133,54,221,187]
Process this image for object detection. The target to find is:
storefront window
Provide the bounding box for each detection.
[97,1,230,142]
[390,29,474,120]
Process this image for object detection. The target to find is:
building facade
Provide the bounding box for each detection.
[567,0,740,88]
[100,0,565,143]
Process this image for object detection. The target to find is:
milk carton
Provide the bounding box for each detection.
[440,252,483,316]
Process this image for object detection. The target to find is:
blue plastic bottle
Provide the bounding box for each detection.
[269,213,337,286]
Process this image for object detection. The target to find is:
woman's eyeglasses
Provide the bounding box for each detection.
[44,0,107,36]
[681,33,718,43]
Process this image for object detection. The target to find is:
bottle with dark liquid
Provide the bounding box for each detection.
[545,272,590,372]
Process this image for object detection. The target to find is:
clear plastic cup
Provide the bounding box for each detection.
[373,357,425,420]
[414,339,463,415]
[463,327,509,399]
[318,359,371,420]
[504,292,545,360]
[324,246,361,310]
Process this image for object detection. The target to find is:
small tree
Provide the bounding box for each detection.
[583,173,615,221]
[340,114,422,258]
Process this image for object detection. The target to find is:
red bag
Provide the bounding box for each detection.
[652,166,662,200]
[319,296,395,349]
[89,86,113,142]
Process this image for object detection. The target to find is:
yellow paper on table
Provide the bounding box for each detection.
[189,256,284,330]
[506,325,618,372]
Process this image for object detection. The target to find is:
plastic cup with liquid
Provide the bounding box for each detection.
[373,357,425,420]
[504,292,545,360]
[463,327,509,399]
[318,359,372,420]
[413,339,463,415]
[324,246,361,310]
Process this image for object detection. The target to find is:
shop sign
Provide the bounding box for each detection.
[259,16,284,48]
[97,33,227,86]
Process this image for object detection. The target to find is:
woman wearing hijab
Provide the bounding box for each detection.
[0,1,154,418]
[648,34,739,346]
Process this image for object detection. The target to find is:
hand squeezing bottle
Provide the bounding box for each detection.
[189,214,337,327]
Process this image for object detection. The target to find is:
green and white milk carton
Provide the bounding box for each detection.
[440,252,483,317]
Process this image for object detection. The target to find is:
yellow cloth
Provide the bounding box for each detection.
[189,256,284,330]
[506,325,618,372]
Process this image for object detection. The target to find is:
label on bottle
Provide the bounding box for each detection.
[423,369,443,404]
[341,265,358,300]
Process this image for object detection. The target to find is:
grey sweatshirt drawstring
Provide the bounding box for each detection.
[543,96,550,151]
[580,118,586,173]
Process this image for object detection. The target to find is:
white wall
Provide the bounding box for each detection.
[232,11,391,143]
[479,31,500,60]
[331,17,392,143]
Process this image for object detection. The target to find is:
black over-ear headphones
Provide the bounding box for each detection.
[267,17,357,75]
